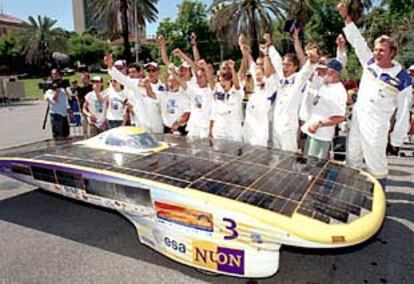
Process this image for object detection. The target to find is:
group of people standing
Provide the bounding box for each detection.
[45,3,412,189]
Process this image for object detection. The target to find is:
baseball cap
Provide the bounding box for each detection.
[180,61,191,69]
[114,60,126,69]
[326,58,343,73]
[144,62,159,69]
[408,64,414,71]
[91,76,103,83]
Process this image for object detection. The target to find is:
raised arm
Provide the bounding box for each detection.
[105,54,139,92]
[238,43,251,81]
[228,60,240,90]
[158,35,171,67]
[293,28,306,66]
[336,34,348,67]
[191,32,201,63]
[172,48,197,72]
[168,64,188,91]
[198,60,215,90]
[337,3,372,65]
[266,33,284,76]
[260,44,276,78]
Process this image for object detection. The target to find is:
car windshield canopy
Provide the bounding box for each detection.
[105,132,160,150]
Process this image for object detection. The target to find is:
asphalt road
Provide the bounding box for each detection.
[0,101,413,284]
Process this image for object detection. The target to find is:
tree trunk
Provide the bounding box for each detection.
[250,6,259,60]
[120,0,132,61]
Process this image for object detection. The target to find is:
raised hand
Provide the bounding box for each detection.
[190,32,197,45]
[158,35,166,46]
[259,44,268,56]
[305,46,319,64]
[168,63,176,73]
[172,48,182,57]
[337,3,348,20]
[293,27,300,41]
[197,59,207,69]
[104,53,113,68]
[240,43,251,56]
[263,33,272,47]
[336,34,346,49]
[238,33,248,47]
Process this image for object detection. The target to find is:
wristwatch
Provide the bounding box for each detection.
[318,120,324,127]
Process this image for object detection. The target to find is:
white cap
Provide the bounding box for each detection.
[408,64,414,71]
[144,62,159,69]
[114,60,126,68]
[180,61,191,69]
[91,76,103,83]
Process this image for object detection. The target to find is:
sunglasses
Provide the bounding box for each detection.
[147,69,157,73]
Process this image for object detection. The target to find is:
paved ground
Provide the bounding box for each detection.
[0,101,413,284]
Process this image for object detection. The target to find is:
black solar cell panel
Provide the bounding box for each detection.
[277,156,326,176]
[252,169,313,201]
[237,190,298,217]
[190,179,245,199]
[240,148,291,167]
[157,156,220,182]
[321,163,374,195]
[206,161,269,187]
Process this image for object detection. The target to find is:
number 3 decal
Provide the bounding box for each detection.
[223,218,238,240]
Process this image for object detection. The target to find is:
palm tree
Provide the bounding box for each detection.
[91,0,158,61]
[20,16,67,67]
[209,0,288,58]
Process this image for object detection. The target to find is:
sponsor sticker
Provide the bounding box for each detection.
[192,240,244,275]
[154,201,213,232]
[164,236,186,254]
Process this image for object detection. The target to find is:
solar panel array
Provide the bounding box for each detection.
[6,135,375,224]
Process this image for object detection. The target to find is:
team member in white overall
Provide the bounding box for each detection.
[105,54,163,134]
[300,58,348,159]
[186,60,215,138]
[242,43,278,147]
[209,60,243,142]
[267,34,320,151]
[337,3,412,188]
[154,64,191,136]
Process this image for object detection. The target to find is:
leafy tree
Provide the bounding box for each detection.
[0,33,25,73]
[90,0,158,61]
[67,33,110,66]
[19,15,67,68]
[209,0,287,58]
[156,1,221,64]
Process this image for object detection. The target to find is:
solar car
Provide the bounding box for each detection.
[0,127,386,278]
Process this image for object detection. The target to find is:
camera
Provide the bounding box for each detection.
[38,79,70,92]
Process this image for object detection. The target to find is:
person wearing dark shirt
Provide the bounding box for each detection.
[77,72,93,136]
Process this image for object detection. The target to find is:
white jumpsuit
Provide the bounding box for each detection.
[109,67,164,134]
[210,84,244,142]
[243,75,278,147]
[268,45,315,152]
[343,22,412,178]
[186,85,214,138]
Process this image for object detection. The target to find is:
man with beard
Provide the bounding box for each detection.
[300,58,347,159]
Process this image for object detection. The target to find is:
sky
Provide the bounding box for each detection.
[0,0,213,36]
